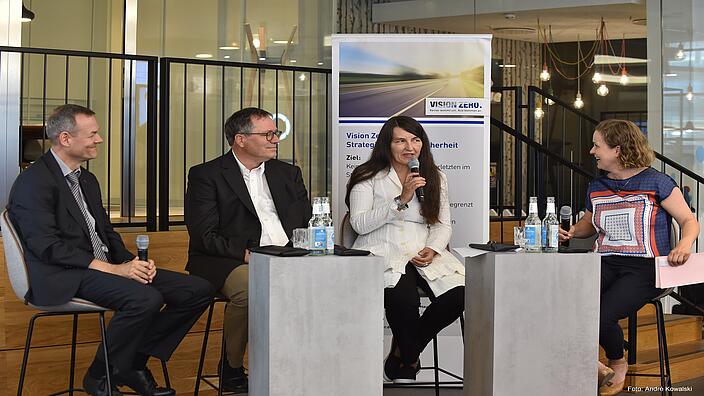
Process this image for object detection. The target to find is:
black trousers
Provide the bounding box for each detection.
[600,255,662,360]
[76,268,214,372]
[384,262,465,365]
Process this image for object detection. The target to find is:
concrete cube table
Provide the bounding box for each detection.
[249,253,384,396]
[459,252,601,396]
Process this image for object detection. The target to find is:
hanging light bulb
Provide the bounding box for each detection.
[683,121,695,133]
[686,84,694,101]
[676,43,685,60]
[597,83,609,96]
[540,65,551,82]
[534,103,544,119]
[620,69,629,85]
[592,71,602,84]
[574,92,584,109]
[545,87,555,106]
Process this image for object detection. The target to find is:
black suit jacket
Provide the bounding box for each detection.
[6,152,135,306]
[185,152,312,289]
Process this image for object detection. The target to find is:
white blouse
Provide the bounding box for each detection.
[349,167,465,296]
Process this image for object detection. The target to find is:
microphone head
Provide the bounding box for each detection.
[136,234,149,249]
[408,157,420,170]
[559,205,572,220]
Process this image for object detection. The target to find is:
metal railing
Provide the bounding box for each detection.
[0,46,158,230]
[527,85,703,251]
[158,57,332,230]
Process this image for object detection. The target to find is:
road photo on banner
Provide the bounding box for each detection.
[339,40,487,118]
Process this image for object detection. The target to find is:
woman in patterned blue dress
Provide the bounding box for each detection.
[559,119,699,395]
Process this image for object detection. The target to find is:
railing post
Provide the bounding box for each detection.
[146,59,157,231]
[158,58,170,231]
[513,87,523,218]
[527,87,536,202]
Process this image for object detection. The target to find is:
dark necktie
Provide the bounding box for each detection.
[66,170,109,262]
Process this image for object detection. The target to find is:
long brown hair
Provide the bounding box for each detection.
[344,116,441,224]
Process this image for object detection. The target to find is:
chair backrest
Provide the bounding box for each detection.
[1,210,31,302]
[340,212,358,248]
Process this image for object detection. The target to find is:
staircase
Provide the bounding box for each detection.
[604,304,704,388]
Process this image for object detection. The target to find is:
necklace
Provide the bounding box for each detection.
[613,168,645,192]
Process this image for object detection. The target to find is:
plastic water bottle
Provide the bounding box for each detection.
[321,196,334,255]
[308,197,326,255]
[542,197,560,253]
[524,197,542,253]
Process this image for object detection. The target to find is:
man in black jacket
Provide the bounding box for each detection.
[7,104,213,396]
[185,107,312,393]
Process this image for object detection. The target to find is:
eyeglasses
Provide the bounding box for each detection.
[241,129,283,142]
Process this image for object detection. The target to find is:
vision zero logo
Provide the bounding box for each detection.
[425,98,488,115]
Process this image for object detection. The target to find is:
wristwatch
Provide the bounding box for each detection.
[394,195,409,211]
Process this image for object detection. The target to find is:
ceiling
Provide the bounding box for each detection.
[373,3,647,43]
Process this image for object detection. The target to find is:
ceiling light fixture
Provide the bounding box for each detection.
[620,69,629,85]
[21,4,35,22]
[686,84,694,101]
[540,65,550,81]
[597,83,609,96]
[195,53,213,59]
[676,43,685,60]
[534,103,544,119]
[592,71,602,83]
[574,35,584,109]
[684,120,695,133]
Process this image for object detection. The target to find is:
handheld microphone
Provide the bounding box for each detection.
[136,235,149,261]
[559,206,572,247]
[407,157,424,202]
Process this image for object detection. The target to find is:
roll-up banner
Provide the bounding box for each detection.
[332,34,491,247]
[332,35,491,384]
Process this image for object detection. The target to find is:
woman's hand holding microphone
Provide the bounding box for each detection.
[399,172,426,205]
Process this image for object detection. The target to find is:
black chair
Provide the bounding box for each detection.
[1,210,171,396]
[342,213,465,395]
[384,288,465,396]
[625,287,675,396]
[193,295,232,395]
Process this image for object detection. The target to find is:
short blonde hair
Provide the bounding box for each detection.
[595,119,655,168]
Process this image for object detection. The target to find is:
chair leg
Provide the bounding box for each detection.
[218,328,227,396]
[161,360,171,389]
[459,314,465,344]
[17,314,40,396]
[194,302,215,396]
[432,336,440,396]
[98,312,113,396]
[627,312,638,365]
[68,314,79,396]
[656,302,673,396]
[652,301,668,396]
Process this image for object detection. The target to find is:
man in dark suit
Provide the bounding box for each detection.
[7,104,214,396]
[185,107,312,393]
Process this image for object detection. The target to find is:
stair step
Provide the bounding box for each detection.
[623,315,702,350]
[599,314,703,359]
[637,304,656,317]
[624,340,704,387]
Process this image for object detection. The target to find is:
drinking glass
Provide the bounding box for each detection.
[292,228,309,249]
[513,226,526,249]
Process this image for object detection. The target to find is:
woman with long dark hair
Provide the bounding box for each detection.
[345,116,465,383]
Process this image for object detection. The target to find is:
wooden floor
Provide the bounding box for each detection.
[0,230,231,395]
[2,227,703,395]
